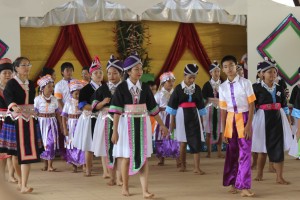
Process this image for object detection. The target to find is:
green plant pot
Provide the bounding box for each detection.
[141,73,154,83]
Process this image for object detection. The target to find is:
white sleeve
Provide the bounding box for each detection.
[245,80,256,103]
[54,82,63,100]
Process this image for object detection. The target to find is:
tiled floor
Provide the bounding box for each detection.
[1,153,300,200]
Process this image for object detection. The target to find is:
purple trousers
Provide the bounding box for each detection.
[223,112,252,190]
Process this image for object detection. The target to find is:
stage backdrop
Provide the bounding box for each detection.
[20,21,246,87]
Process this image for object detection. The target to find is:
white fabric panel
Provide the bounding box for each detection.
[20,0,246,27]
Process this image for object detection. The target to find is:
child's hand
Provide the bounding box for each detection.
[244,124,252,140]
[161,125,169,137]
[102,97,111,105]
[291,117,295,126]
[111,131,119,144]
[170,121,176,133]
[64,129,69,136]
[223,135,228,144]
[12,106,21,113]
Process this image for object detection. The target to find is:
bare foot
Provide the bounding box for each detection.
[179,162,186,172]
[122,189,130,197]
[84,173,92,177]
[102,174,110,179]
[176,159,181,168]
[276,178,290,185]
[41,166,48,171]
[143,191,155,199]
[21,187,33,194]
[218,154,225,158]
[72,165,78,173]
[107,180,116,186]
[117,181,123,186]
[254,174,263,181]
[157,162,164,166]
[193,169,205,175]
[206,154,211,158]
[17,184,21,191]
[241,189,255,197]
[48,168,57,172]
[228,186,238,194]
[8,177,18,184]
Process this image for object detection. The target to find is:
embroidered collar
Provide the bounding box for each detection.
[90,80,101,90]
[181,81,195,95]
[261,81,278,92]
[126,78,142,91]
[42,93,53,101]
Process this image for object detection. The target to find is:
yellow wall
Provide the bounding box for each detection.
[20,21,246,87]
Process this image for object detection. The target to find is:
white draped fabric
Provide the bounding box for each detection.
[20,0,246,27]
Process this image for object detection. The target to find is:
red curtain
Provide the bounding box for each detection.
[34,25,92,83]
[155,23,211,84]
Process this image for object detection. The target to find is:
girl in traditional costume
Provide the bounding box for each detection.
[35,75,60,172]
[61,80,85,172]
[154,72,179,166]
[0,58,17,183]
[252,58,292,184]
[110,53,168,198]
[91,55,123,184]
[202,61,223,158]
[73,56,103,177]
[166,64,207,174]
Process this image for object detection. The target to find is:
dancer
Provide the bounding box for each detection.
[110,53,168,198]
[167,64,207,174]
[219,55,255,197]
[154,72,179,166]
[91,55,123,184]
[35,75,60,172]
[1,57,43,193]
[202,61,223,158]
[61,80,85,172]
[73,56,103,177]
[252,58,292,184]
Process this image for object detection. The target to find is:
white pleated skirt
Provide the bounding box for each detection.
[112,115,153,158]
[91,111,107,157]
[73,114,93,152]
[65,118,79,149]
[252,109,293,153]
[175,107,205,143]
